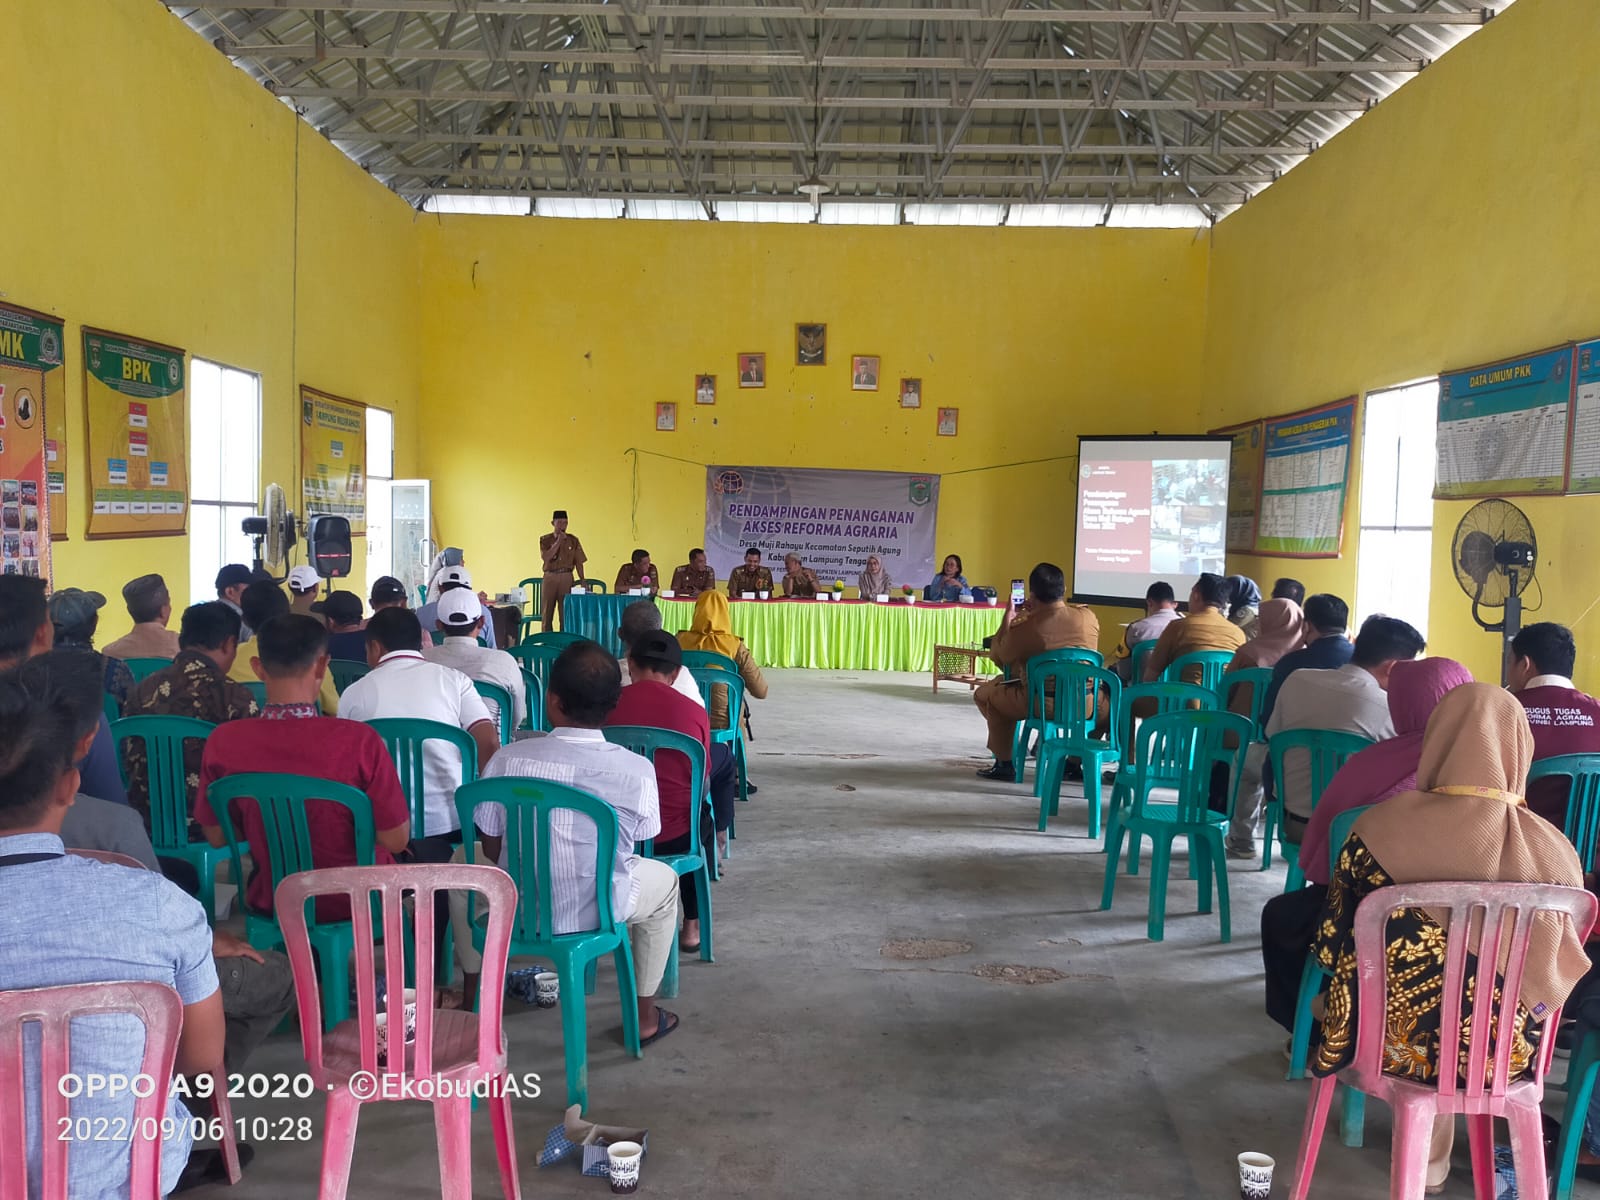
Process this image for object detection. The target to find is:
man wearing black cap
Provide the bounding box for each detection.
[607,629,725,954]
[369,575,409,613]
[104,573,180,661]
[539,509,587,632]
[49,587,137,713]
[215,564,254,638]
[323,591,369,660]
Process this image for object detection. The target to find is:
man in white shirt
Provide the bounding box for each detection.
[1264,615,1425,844]
[617,599,704,708]
[471,641,683,1047]
[424,588,528,730]
[1111,581,1183,682]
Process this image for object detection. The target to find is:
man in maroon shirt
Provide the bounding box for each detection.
[1508,622,1600,827]
[606,629,717,953]
[196,614,411,922]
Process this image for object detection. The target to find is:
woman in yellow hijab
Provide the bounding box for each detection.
[677,592,768,795]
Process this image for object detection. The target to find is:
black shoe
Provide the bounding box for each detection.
[1064,759,1084,782]
[174,1142,255,1192]
[744,780,758,796]
[976,762,1016,782]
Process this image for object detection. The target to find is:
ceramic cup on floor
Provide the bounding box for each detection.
[534,972,560,1008]
[1238,1152,1274,1199]
[607,1141,642,1194]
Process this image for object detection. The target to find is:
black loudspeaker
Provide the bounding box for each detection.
[306,515,353,579]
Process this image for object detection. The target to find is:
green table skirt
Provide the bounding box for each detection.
[646,596,1005,673]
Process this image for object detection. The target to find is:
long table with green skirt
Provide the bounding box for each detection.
[562,592,1005,672]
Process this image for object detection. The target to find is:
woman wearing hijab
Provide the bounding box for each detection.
[1259,656,1474,1031]
[677,592,769,801]
[857,555,892,599]
[1225,575,1263,638]
[1222,598,1304,857]
[923,555,968,603]
[1310,685,1589,1192]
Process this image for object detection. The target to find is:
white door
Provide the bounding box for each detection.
[389,479,433,605]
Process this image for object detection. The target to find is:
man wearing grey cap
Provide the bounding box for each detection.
[215,563,254,639]
[49,587,136,715]
[103,573,180,662]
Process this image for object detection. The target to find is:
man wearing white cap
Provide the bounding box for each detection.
[417,550,499,649]
[286,565,322,621]
[424,588,527,731]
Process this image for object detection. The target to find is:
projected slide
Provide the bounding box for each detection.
[1074,436,1231,604]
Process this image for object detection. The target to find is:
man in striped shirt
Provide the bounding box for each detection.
[470,641,683,1046]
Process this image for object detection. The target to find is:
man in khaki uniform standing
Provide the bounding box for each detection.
[539,510,587,632]
[974,562,1100,782]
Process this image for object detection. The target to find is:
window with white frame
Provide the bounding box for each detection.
[1355,380,1438,637]
[365,408,394,592]
[188,359,262,604]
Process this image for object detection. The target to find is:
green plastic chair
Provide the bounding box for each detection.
[517,575,544,615]
[365,718,479,837]
[574,580,608,595]
[205,772,378,1030]
[1264,728,1375,888]
[241,680,268,709]
[680,650,739,675]
[111,715,229,920]
[124,656,173,683]
[1556,1029,1600,1199]
[1160,649,1236,691]
[102,691,120,727]
[1128,638,1160,683]
[515,666,546,733]
[1033,663,1123,838]
[1012,648,1104,781]
[473,680,515,745]
[1099,709,1253,943]
[1527,753,1600,871]
[1218,666,1275,741]
[328,658,371,696]
[521,631,587,650]
[1103,681,1219,854]
[604,724,715,989]
[1287,804,1374,1083]
[454,777,642,1114]
[509,642,573,732]
[689,667,748,805]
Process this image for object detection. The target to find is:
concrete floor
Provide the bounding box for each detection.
[216,668,1562,1198]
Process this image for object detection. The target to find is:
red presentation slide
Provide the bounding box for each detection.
[1077,461,1152,574]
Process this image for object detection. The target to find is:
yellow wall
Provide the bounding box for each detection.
[417,218,1209,652]
[1,0,420,642]
[1204,0,1600,682]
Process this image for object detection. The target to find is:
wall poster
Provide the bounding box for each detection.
[299,386,367,535]
[82,328,188,540]
[1211,419,1264,553]
[1435,346,1571,498]
[0,303,61,579]
[1253,398,1356,558]
[1566,339,1600,494]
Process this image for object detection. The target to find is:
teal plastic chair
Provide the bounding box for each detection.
[473,680,515,745]
[1264,729,1374,889]
[508,642,568,732]
[241,680,268,709]
[1103,682,1219,854]
[206,772,377,1031]
[604,724,715,989]
[328,658,370,696]
[1099,709,1253,942]
[102,691,121,727]
[680,650,739,675]
[575,580,608,595]
[515,666,545,733]
[1556,1029,1600,1200]
[1033,664,1122,838]
[521,631,587,650]
[689,667,748,805]
[111,715,229,920]
[1527,753,1600,871]
[365,718,479,837]
[1012,648,1105,780]
[1219,666,1275,740]
[1128,638,1160,683]
[124,656,173,683]
[1160,649,1236,691]
[1287,804,1374,1083]
[454,778,642,1113]
[518,575,543,615]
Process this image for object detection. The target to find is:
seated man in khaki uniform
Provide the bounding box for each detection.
[614,549,659,595]
[726,547,774,598]
[974,562,1100,782]
[781,554,821,598]
[539,509,587,631]
[671,549,716,598]
[1142,573,1246,684]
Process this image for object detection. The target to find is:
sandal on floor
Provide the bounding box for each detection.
[679,938,701,954]
[640,1009,680,1048]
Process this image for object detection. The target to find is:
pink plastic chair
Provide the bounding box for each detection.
[1290,882,1598,1200]
[275,863,520,1200]
[0,981,182,1200]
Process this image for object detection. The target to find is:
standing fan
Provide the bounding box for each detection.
[241,483,298,581]
[1450,497,1537,680]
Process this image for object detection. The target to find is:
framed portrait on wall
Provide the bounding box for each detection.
[796,323,827,366]
[738,353,765,388]
[694,374,716,405]
[899,378,922,408]
[937,407,959,437]
[851,355,880,391]
[656,402,677,432]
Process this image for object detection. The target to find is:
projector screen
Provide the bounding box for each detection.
[1073,436,1232,606]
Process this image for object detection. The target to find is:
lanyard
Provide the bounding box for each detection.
[0,852,64,867]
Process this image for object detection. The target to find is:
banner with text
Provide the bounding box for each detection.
[0,303,61,581]
[1254,398,1355,558]
[1213,420,1264,553]
[1435,347,1571,499]
[705,466,940,588]
[1566,340,1600,494]
[83,329,188,540]
[300,387,367,535]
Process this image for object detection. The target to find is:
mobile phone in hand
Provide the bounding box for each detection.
[1010,578,1026,607]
